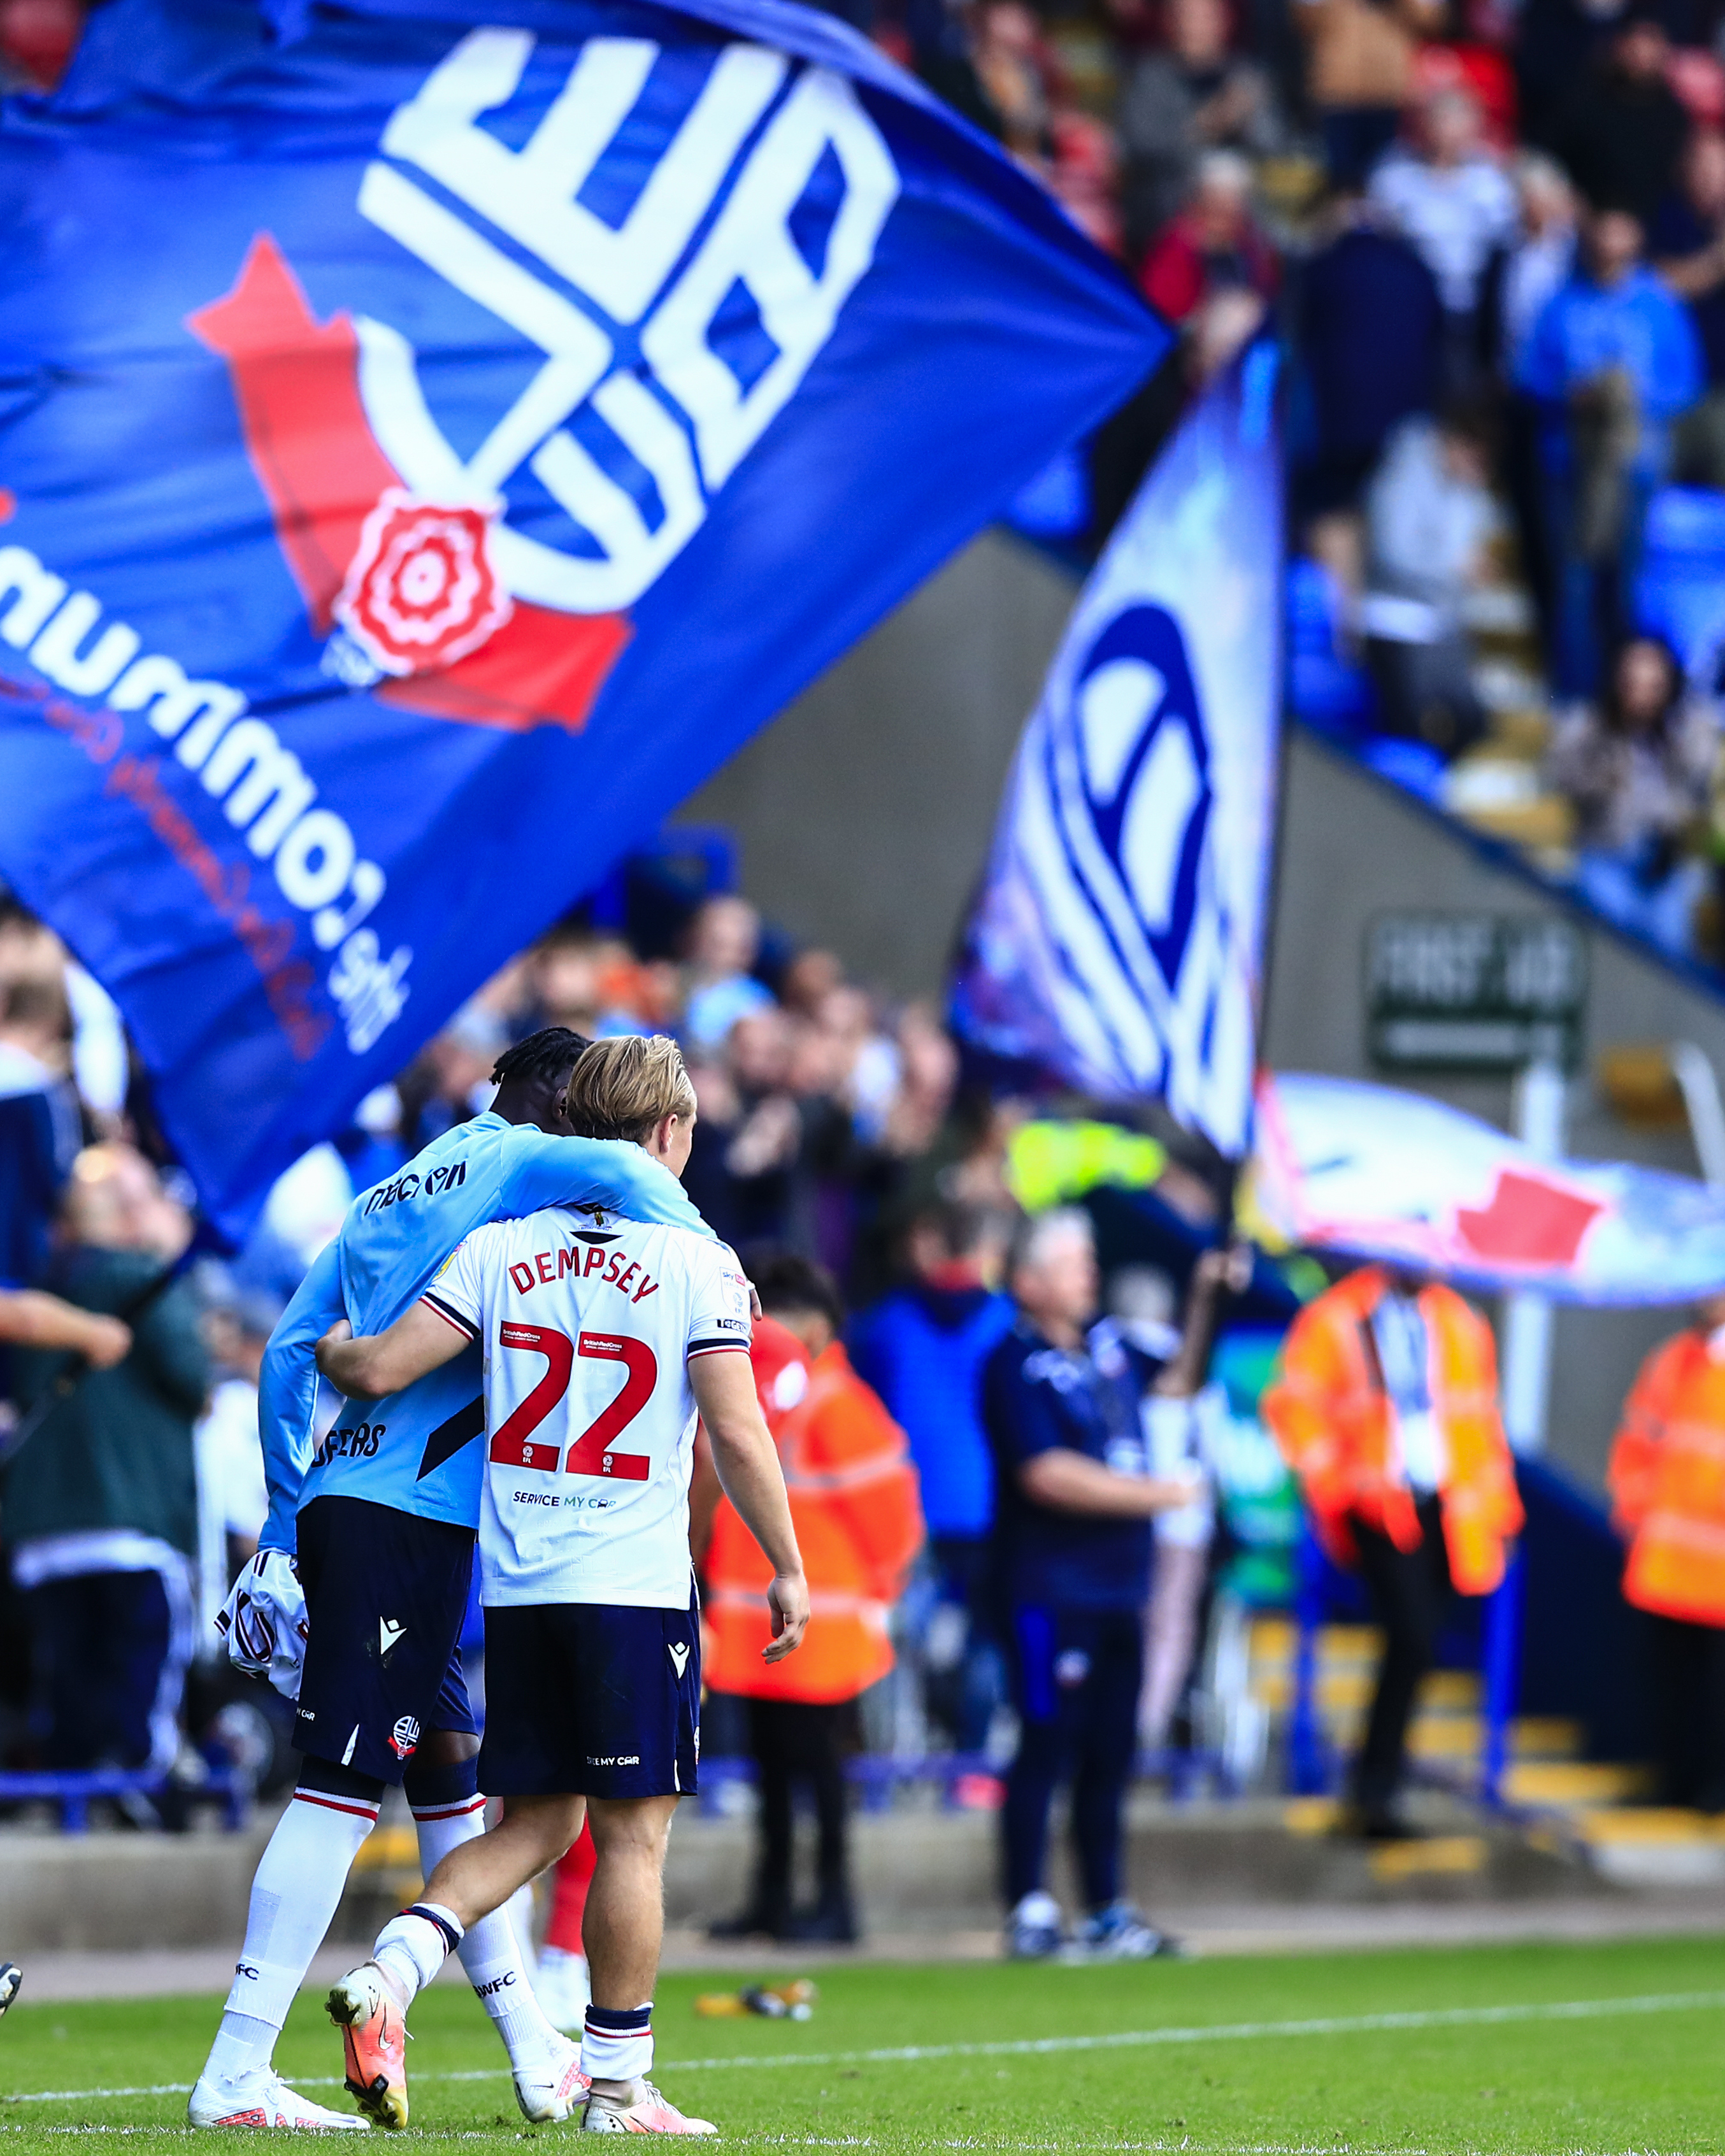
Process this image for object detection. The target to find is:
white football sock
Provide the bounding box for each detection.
[412,1797,564,2067]
[582,2003,654,2088]
[204,1787,381,2081]
[373,1902,463,2006]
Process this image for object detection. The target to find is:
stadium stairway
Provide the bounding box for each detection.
[1245,1615,1725,1888]
[1433,554,1574,868]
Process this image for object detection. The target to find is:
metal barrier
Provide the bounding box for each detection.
[0,1764,250,1832]
[1478,1553,1524,1808]
[696,1746,1233,1820]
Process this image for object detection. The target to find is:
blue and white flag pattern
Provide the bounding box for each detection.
[0,0,1165,1235]
[952,349,1282,1157]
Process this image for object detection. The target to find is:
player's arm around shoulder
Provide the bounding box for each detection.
[315,1230,492,1400]
[690,1346,810,1662]
[501,1124,717,1239]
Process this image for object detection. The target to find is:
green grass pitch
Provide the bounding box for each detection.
[5,1934,1725,2150]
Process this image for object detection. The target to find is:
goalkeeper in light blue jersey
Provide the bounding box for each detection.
[254,1043,711,1559]
[194,1027,713,2134]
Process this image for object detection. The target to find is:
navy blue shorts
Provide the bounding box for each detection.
[293,1495,477,1785]
[478,1593,699,1800]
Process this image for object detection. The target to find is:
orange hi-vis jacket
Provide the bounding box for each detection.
[1609,1328,1725,1626]
[1261,1267,1522,1596]
[704,1325,924,1704]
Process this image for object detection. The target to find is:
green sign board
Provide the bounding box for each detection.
[1365,912,1588,1073]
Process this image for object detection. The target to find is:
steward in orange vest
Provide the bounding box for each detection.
[1608,1304,1725,1808]
[1263,1264,1521,1836]
[703,1325,924,1704]
[704,1260,923,1942]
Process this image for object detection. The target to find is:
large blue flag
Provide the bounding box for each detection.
[0,0,1164,1236]
[952,349,1282,1159]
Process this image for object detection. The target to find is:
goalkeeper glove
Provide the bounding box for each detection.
[216,1547,310,1703]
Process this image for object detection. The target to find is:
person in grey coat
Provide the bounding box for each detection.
[1119,0,1283,259]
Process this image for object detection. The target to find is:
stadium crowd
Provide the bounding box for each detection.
[855,0,1725,964]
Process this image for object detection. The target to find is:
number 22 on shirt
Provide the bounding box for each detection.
[488,1322,656,1481]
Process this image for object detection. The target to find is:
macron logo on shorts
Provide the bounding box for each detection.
[668,1642,690,1678]
[379,1617,406,1658]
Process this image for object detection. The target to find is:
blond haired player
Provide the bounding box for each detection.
[317,1036,809,2133]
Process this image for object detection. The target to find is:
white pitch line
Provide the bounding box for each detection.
[8,1988,1725,2107]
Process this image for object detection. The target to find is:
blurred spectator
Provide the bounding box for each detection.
[1122,1248,1250,1753]
[1186,285,1273,382]
[0,976,80,1292]
[1608,1292,1725,1810]
[1500,155,1582,374]
[1359,403,1496,755]
[851,1201,1015,1755]
[778,948,844,1020]
[1517,0,1634,149]
[1550,13,1692,225]
[1498,153,1580,659]
[1140,150,1281,323]
[0,0,80,89]
[705,1264,923,1943]
[1295,0,1416,187]
[1119,0,1284,254]
[815,985,903,1144]
[1264,1261,1522,1840]
[5,1146,208,1788]
[1652,127,1725,483]
[983,1210,1195,1960]
[684,1010,810,1250]
[680,895,773,1053]
[1518,204,1702,696]
[1368,85,1517,388]
[529,924,658,1039]
[878,1003,960,1160]
[1045,110,1125,257]
[396,1006,508,1150]
[903,0,1004,138]
[971,3,1053,161]
[1409,8,1519,151]
[1668,39,1725,129]
[192,1282,274,1655]
[529,927,606,1036]
[1295,186,1445,510]
[1546,634,1718,951]
[0,1284,129,1366]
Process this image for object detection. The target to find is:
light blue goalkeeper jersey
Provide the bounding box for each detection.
[258,1115,712,1550]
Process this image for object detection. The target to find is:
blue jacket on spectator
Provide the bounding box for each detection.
[850,1283,1014,1542]
[1518,266,1703,457]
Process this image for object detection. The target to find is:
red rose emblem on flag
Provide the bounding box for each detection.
[334,490,512,676]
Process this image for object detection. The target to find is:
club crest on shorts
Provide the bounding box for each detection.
[389,1715,422,1759]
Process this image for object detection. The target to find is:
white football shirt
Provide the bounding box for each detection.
[424,1205,752,1608]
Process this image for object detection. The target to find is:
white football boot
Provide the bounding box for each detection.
[188,2069,370,2131]
[513,2034,591,2124]
[583,2079,719,2134]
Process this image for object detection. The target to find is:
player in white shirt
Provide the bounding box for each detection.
[316,1036,809,2135]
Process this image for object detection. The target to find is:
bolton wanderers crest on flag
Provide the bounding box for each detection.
[952,349,1282,1160]
[0,0,1166,1230]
